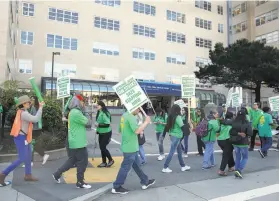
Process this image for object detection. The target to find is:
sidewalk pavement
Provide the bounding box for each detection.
[0,150,278,201]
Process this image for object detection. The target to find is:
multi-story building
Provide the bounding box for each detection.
[225,0,279,106]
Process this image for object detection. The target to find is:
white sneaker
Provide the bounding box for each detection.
[76,182,92,189]
[181,165,191,172]
[162,168,172,173]
[22,162,33,168]
[183,154,188,158]
[157,155,165,161]
[42,154,50,165]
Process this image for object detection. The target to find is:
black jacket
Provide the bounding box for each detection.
[182,115,190,136]
[230,121,252,145]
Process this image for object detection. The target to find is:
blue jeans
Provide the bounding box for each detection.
[164,136,185,169]
[2,135,32,176]
[202,141,215,168]
[181,135,189,154]
[113,152,149,189]
[156,132,164,155]
[139,145,146,163]
[234,146,248,173]
[260,137,273,155]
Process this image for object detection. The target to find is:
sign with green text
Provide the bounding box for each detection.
[231,92,240,108]
[181,75,196,99]
[113,75,149,113]
[57,75,70,99]
[269,96,279,111]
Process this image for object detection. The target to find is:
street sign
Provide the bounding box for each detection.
[269,96,279,111]
[112,75,149,113]
[232,92,240,107]
[226,88,233,107]
[57,75,70,99]
[181,75,196,99]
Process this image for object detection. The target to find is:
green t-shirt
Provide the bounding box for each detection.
[202,119,219,142]
[96,111,112,134]
[258,113,273,137]
[218,124,232,140]
[119,112,139,153]
[68,108,88,149]
[169,116,184,138]
[250,109,263,129]
[154,114,167,133]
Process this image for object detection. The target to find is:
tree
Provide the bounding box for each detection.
[195,39,279,102]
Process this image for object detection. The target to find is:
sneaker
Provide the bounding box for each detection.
[142,179,156,190]
[107,160,115,168]
[42,154,50,165]
[202,166,211,170]
[258,149,265,158]
[76,181,91,189]
[162,168,172,173]
[183,154,188,158]
[234,170,243,179]
[157,155,165,161]
[52,174,61,184]
[248,148,254,151]
[22,162,33,168]
[97,163,107,168]
[181,165,191,172]
[141,161,147,166]
[111,186,129,194]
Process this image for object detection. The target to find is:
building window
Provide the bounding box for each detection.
[95,0,121,7]
[231,21,247,34]
[93,42,119,56]
[167,31,185,44]
[21,31,33,45]
[195,0,211,12]
[195,17,212,30]
[133,1,156,16]
[195,57,211,68]
[94,16,120,31]
[166,10,185,23]
[132,48,155,61]
[47,34,78,50]
[22,2,34,16]
[256,31,279,44]
[166,54,186,65]
[232,2,247,17]
[256,0,268,6]
[48,8,78,24]
[133,24,155,38]
[195,37,212,49]
[256,10,278,26]
[218,23,223,33]
[217,5,223,15]
[19,59,32,74]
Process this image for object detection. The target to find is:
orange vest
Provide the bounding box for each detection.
[10,110,33,143]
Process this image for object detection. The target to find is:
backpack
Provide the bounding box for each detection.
[195,119,209,137]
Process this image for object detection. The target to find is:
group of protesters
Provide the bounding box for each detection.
[0,92,278,196]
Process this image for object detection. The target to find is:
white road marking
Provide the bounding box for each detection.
[208,184,279,201]
[111,138,121,145]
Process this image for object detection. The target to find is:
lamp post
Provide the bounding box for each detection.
[51,52,60,99]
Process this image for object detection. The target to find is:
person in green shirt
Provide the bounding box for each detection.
[202,111,220,170]
[95,101,114,168]
[162,104,191,173]
[112,108,155,194]
[53,94,92,189]
[258,107,273,158]
[249,102,263,151]
[193,109,205,156]
[153,108,167,161]
[217,112,235,176]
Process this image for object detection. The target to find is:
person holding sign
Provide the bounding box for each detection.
[95,101,114,168]
[112,108,155,194]
[162,104,191,173]
[0,95,44,187]
[249,102,263,151]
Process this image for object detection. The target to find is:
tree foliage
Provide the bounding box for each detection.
[195,39,279,102]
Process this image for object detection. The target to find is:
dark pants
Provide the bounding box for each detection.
[98,131,113,163]
[113,152,149,189]
[196,135,205,155]
[218,140,235,171]
[260,137,273,156]
[250,129,259,149]
[54,147,88,183]
[32,130,45,161]
[65,135,70,157]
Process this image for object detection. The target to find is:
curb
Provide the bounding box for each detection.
[69,183,112,201]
